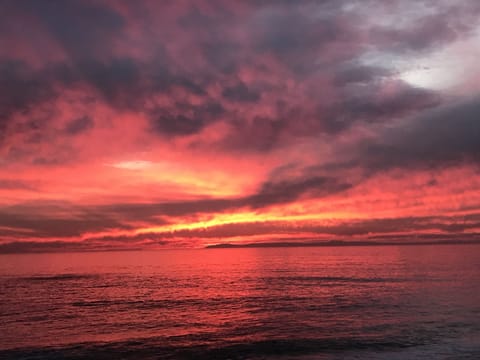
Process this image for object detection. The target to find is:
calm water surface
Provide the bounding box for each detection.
[0,245,479,359]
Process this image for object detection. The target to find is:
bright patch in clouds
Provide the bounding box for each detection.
[400,26,480,91]
[111,160,153,170]
[400,66,455,90]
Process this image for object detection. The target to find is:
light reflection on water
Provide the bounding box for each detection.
[0,245,479,359]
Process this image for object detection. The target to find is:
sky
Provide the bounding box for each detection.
[1,0,480,252]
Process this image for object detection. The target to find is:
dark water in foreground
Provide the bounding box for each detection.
[0,245,479,359]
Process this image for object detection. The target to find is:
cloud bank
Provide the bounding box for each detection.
[1,0,480,251]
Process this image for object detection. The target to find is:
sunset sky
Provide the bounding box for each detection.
[1,0,480,252]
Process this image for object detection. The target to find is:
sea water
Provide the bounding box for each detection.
[1,245,479,359]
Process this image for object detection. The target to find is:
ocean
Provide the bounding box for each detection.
[0,245,479,359]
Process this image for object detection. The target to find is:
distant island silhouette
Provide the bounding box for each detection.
[206,239,480,249]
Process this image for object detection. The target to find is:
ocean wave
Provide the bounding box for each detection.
[266,276,410,283]
[0,336,431,360]
[18,273,100,282]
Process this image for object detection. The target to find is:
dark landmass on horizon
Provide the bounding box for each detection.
[206,239,480,249]
[2,239,480,255]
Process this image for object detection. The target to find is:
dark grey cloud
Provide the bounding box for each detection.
[247,176,351,208]
[252,5,356,73]
[0,61,56,132]
[73,58,143,108]
[332,81,442,128]
[333,65,392,86]
[222,82,260,103]
[358,98,480,172]
[371,15,456,52]
[64,116,93,135]
[178,5,247,75]
[370,4,480,53]
[150,101,225,136]
[14,0,126,60]
[201,40,243,75]
[0,208,135,238]
[310,96,480,189]
[71,55,211,109]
